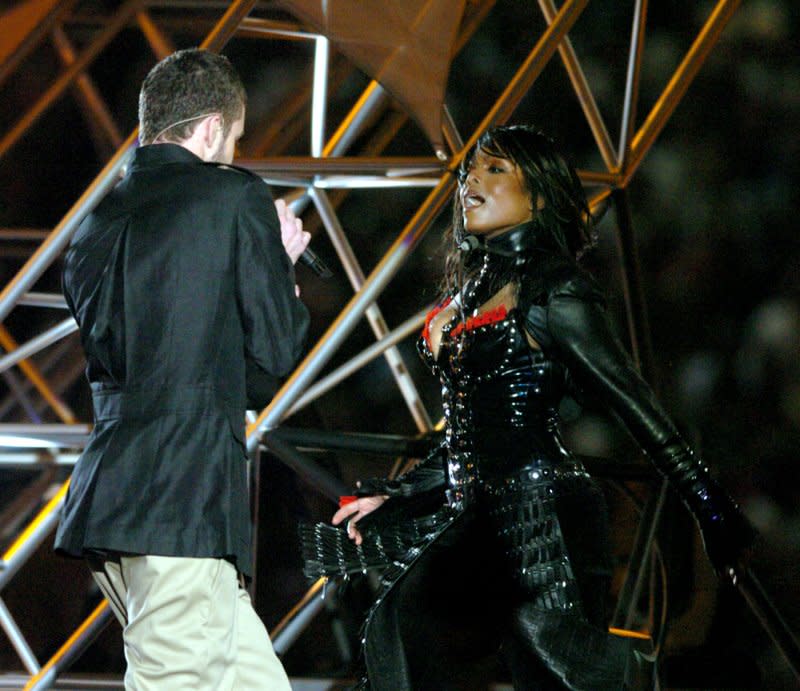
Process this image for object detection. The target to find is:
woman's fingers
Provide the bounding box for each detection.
[332,501,360,525]
[331,496,386,544]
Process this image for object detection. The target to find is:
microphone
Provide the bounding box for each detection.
[458,235,483,252]
[298,247,332,278]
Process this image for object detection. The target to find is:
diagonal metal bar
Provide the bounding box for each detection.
[0,0,258,325]
[270,577,335,655]
[246,0,589,450]
[23,600,113,691]
[460,0,589,157]
[0,0,79,89]
[260,432,348,501]
[0,596,40,674]
[0,481,70,592]
[51,24,124,154]
[0,319,78,376]
[246,173,454,450]
[288,308,428,417]
[617,0,648,168]
[136,9,175,60]
[623,0,741,184]
[0,0,141,163]
[308,187,432,432]
[537,0,618,171]
[0,325,77,423]
[17,293,69,309]
[196,0,257,52]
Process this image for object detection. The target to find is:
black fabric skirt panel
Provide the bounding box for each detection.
[363,508,510,691]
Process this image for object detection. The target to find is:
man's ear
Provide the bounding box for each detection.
[201,114,223,147]
[535,194,546,211]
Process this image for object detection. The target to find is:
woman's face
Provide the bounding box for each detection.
[460,148,534,238]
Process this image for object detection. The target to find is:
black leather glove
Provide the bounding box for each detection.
[654,442,755,579]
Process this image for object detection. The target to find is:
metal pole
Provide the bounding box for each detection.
[624,0,741,184]
[0,482,69,592]
[260,433,348,501]
[537,0,618,171]
[0,134,136,324]
[0,325,77,423]
[268,427,435,458]
[270,578,335,655]
[0,597,40,674]
[308,187,432,432]
[0,0,140,162]
[617,0,648,168]
[323,81,388,157]
[0,319,79,375]
[196,0,257,52]
[288,308,428,416]
[246,173,455,451]
[17,293,69,309]
[23,601,114,691]
[311,36,329,157]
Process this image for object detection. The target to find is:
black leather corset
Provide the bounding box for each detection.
[418,305,575,497]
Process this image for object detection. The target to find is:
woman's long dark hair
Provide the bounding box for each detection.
[442,125,595,298]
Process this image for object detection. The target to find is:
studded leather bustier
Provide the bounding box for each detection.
[418,301,581,502]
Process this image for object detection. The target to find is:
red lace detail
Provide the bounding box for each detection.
[422,296,453,349]
[450,305,508,339]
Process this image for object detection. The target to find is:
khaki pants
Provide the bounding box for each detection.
[92,555,291,691]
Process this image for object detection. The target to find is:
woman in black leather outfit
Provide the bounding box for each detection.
[303,125,750,690]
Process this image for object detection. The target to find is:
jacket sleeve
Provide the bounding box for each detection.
[235,178,310,407]
[525,273,752,576]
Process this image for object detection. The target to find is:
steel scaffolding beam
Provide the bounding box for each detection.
[1,1,795,688]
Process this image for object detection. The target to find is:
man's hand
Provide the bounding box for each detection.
[275,198,310,264]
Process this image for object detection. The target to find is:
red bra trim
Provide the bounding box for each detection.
[450,305,508,339]
[422,298,508,348]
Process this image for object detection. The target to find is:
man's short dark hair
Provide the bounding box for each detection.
[138,49,246,145]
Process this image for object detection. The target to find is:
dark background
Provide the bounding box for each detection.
[0,1,798,688]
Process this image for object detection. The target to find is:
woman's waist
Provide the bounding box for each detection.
[444,452,592,508]
[445,418,564,455]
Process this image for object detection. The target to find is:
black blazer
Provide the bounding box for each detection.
[55,144,309,577]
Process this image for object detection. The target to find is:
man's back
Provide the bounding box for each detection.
[56,143,309,578]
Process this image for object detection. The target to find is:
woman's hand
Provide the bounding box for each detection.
[275,198,310,264]
[332,496,387,545]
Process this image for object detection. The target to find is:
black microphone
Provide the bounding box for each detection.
[298,247,332,278]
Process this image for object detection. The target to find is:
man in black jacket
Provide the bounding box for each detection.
[55,49,309,689]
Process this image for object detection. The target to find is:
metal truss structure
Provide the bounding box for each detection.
[0,0,798,688]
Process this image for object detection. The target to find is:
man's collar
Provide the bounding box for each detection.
[129,143,203,170]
